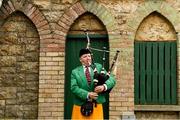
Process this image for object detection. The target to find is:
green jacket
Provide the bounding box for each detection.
[71,63,116,106]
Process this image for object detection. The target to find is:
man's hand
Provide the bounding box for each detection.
[88,92,98,100]
[94,85,105,93]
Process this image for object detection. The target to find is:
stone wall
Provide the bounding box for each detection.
[69,12,107,34]
[135,12,176,41]
[0,11,39,119]
[0,0,179,119]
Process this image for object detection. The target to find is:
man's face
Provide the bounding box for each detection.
[80,53,92,66]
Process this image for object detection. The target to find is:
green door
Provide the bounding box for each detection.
[64,34,109,119]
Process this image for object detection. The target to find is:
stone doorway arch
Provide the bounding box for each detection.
[57,0,118,119]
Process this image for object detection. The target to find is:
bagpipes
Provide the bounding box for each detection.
[80,31,119,116]
[85,31,119,92]
[93,48,119,93]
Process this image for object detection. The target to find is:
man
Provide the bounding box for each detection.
[71,48,116,119]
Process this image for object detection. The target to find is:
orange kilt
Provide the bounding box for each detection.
[71,104,104,120]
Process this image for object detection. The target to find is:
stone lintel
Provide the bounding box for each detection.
[135,105,180,111]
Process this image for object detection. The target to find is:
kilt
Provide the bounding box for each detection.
[71,104,103,120]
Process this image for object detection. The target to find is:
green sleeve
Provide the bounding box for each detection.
[105,74,116,90]
[71,70,88,100]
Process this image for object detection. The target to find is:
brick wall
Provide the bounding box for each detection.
[0,0,179,119]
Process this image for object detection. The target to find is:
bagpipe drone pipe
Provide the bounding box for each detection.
[85,31,119,93]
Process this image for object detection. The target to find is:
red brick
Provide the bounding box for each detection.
[52,34,66,41]
[71,2,85,16]
[64,10,76,22]
[41,38,65,44]
[58,20,69,30]
[55,24,67,33]
[0,10,6,19]
[39,30,51,36]
[40,34,52,40]
[47,44,59,48]
[38,24,50,31]
[30,8,40,20]
[8,0,15,12]
[32,13,45,25]
[1,6,9,16]
[58,16,71,26]
[24,3,33,15]
[69,7,78,19]
[4,3,13,14]
[40,46,64,52]
[40,39,54,44]
[55,29,67,35]
[32,13,42,25]
[27,6,37,18]
[61,13,74,25]
[37,20,49,28]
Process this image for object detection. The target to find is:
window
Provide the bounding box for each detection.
[134,41,177,105]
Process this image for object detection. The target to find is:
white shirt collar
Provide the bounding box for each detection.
[83,65,91,73]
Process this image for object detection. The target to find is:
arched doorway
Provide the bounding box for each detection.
[64,12,110,119]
